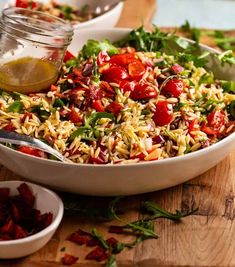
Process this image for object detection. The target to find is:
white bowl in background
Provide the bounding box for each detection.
[0,28,234,196]
[5,0,124,29]
[0,181,63,259]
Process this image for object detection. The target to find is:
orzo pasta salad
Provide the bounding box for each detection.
[0,27,235,164]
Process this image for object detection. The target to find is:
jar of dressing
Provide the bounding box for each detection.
[0,7,74,94]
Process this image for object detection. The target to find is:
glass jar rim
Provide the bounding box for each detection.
[0,7,74,47]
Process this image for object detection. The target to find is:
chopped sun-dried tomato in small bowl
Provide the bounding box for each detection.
[0,181,63,259]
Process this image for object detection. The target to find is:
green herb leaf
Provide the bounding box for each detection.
[53,98,66,108]
[91,228,109,250]
[7,101,23,113]
[106,255,117,267]
[142,201,198,221]
[198,72,214,85]
[86,112,115,127]
[180,20,201,43]
[229,100,235,119]
[81,39,118,59]
[217,50,235,65]
[221,80,235,93]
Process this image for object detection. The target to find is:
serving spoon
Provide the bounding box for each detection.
[0,129,71,163]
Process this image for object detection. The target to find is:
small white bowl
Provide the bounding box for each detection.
[0,181,64,259]
[5,0,124,29]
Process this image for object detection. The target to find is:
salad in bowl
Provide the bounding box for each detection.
[0,27,234,195]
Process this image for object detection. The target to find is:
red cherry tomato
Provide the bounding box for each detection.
[153,101,173,126]
[16,0,37,8]
[92,100,105,112]
[162,78,184,98]
[119,80,138,94]
[188,118,199,136]
[201,110,225,135]
[128,60,145,81]
[171,64,184,74]
[109,53,135,67]
[69,109,83,123]
[102,66,129,83]
[17,146,47,158]
[63,51,76,63]
[106,102,123,116]
[131,84,157,100]
[97,51,110,66]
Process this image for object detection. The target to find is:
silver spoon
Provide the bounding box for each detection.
[84,0,123,16]
[0,129,71,163]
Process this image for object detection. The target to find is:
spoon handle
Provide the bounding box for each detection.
[0,129,68,163]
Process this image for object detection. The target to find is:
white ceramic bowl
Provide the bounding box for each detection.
[0,181,64,259]
[5,0,124,29]
[0,28,235,196]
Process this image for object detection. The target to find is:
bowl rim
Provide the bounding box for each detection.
[73,2,124,29]
[0,27,234,168]
[4,1,124,29]
[0,180,64,245]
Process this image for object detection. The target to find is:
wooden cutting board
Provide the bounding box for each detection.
[1,0,235,266]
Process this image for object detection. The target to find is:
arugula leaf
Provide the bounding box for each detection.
[142,201,198,221]
[91,228,110,250]
[106,255,117,267]
[221,80,235,93]
[198,72,214,85]
[80,39,118,59]
[180,20,201,43]
[229,100,235,119]
[217,50,235,65]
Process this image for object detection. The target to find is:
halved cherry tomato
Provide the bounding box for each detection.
[92,100,105,112]
[162,78,184,98]
[69,109,83,123]
[188,118,199,136]
[16,0,37,8]
[102,66,129,83]
[128,60,145,81]
[97,51,110,65]
[17,146,46,158]
[106,102,123,116]
[201,110,225,135]
[153,101,173,126]
[131,84,157,100]
[63,51,76,63]
[119,80,138,94]
[109,53,135,67]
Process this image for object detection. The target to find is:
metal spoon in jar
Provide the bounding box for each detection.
[0,129,71,163]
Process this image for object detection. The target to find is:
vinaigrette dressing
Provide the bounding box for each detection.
[0,57,59,93]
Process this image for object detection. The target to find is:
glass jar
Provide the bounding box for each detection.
[0,7,74,93]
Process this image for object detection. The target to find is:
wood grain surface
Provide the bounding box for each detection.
[1,0,235,266]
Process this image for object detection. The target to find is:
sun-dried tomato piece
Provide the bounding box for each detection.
[0,219,14,235]
[36,212,53,231]
[67,229,92,245]
[0,188,10,203]
[61,253,78,266]
[11,202,21,222]
[85,246,109,262]
[106,237,118,248]
[17,183,35,209]
[13,224,27,239]
[108,225,124,234]
[0,234,12,241]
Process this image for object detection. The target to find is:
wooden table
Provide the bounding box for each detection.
[1,0,235,266]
